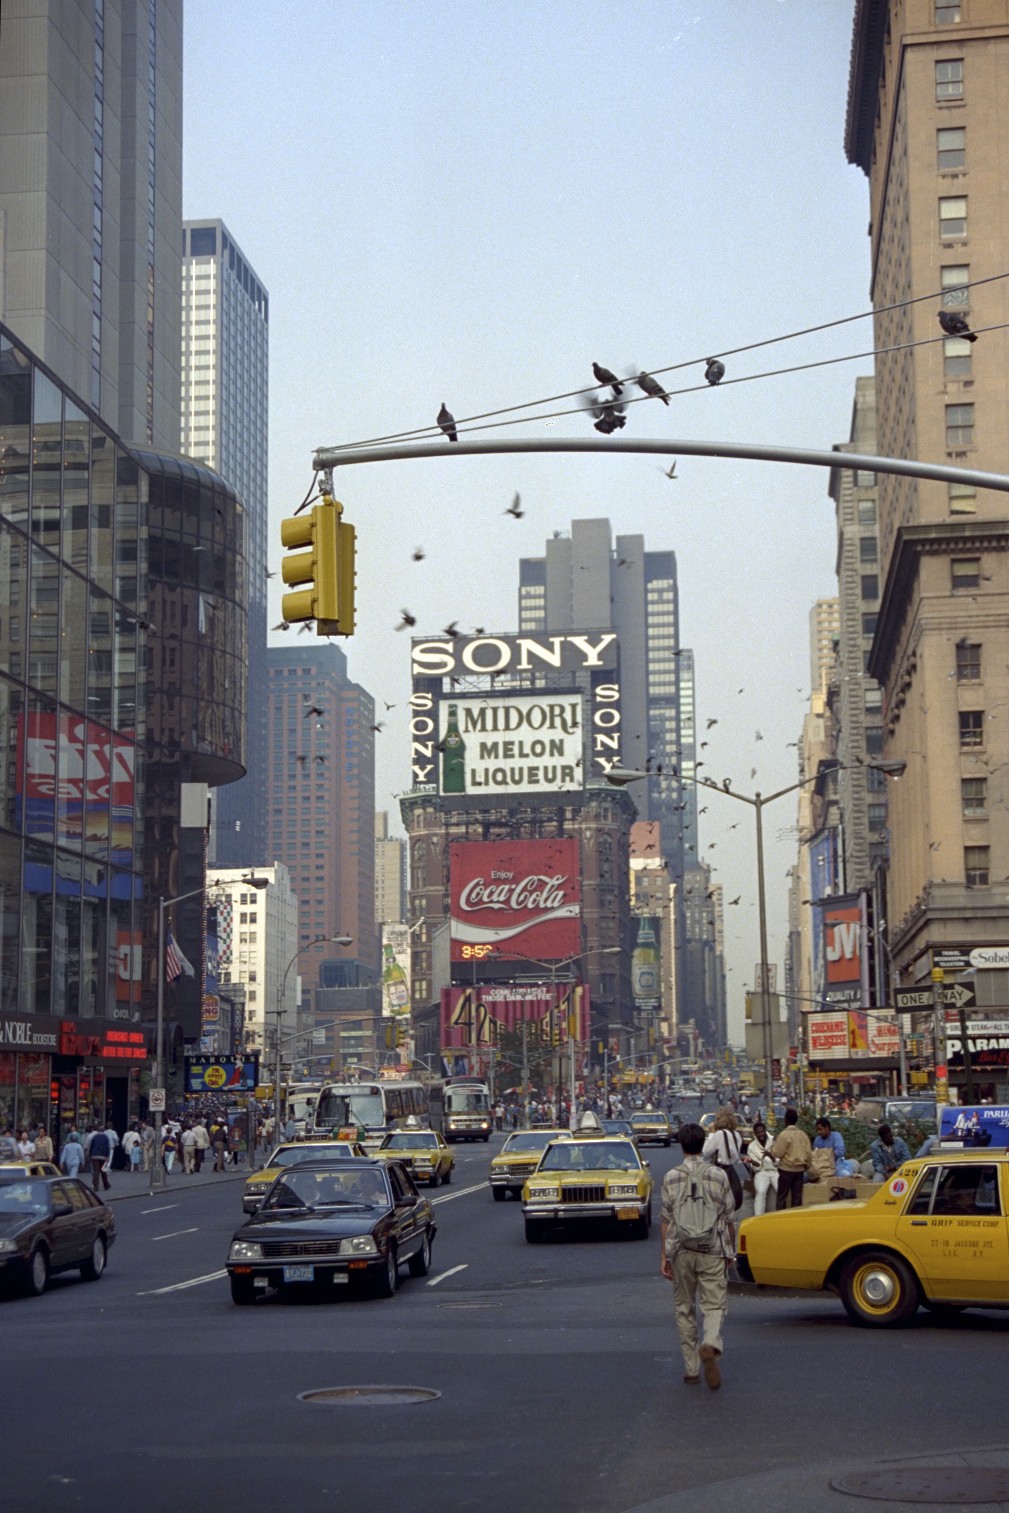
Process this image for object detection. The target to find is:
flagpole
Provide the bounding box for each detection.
[151,896,166,1193]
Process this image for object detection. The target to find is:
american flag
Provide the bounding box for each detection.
[165,931,195,983]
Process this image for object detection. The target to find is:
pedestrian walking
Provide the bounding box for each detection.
[87,1126,112,1191]
[743,1121,778,1216]
[211,1120,227,1172]
[140,1120,155,1171]
[60,1130,86,1178]
[122,1126,142,1172]
[702,1108,744,1211]
[771,1108,812,1209]
[660,1122,736,1392]
[33,1127,54,1163]
[181,1125,197,1173]
[162,1128,178,1174]
[192,1119,210,1172]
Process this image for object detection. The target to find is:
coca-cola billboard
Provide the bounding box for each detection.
[449,839,581,963]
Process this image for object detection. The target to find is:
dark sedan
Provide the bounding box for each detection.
[0,1175,115,1296]
[226,1158,436,1304]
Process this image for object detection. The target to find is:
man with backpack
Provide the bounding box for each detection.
[660,1122,736,1391]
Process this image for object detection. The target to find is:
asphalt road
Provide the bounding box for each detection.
[3,1133,1009,1513]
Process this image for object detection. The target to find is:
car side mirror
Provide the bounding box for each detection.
[643,1161,651,1169]
[395,1194,415,1206]
[53,1202,73,1218]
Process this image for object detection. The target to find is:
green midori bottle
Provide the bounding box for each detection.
[441,702,466,794]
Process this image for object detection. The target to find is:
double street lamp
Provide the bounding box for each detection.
[270,935,352,1138]
[606,759,906,1128]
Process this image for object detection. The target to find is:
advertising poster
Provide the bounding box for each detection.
[449,837,581,963]
[437,693,584,797]
[807,1013,850,1060]
[185,1056,259,1093]
[381,922,412,1019]
[16,712,136,863]
[820,894,868,1009]
[440,982,590,1049]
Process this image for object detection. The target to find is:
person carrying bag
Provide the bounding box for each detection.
[702,1112,745,1211]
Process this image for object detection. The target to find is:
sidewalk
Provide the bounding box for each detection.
[99,1160,253,1202]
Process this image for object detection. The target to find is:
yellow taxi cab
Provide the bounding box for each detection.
[242,1139,366,1213]
[374,1127,454,1187]
[737,1147,1009,1327]
[629,1110,673,1147]
[488,1128,571,1201]
[522,1134,653,1241]
[0,1161,61,1179]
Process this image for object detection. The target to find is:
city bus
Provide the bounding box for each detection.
[311,1080,429,1150]
[442,1077,492,1142]
[283,1080,322,1137]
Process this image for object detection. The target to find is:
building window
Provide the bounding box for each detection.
[859,536,878,563]
[961,777,987,814]
[865,726,884,755]
[868,803,888,831]
[964,846,989,887]
[959,710,983,747]
[861,574,879,600]
[952,558,980,590]
[936,58,964,99]
[858,499,877,526]
[935,0,960,19]
[944,337,972,378]
[956,641,981,680]
[854,469,876,488]
[945,403,974,447]
[941,265,969,307]
[862,612,878,636]
[189,227,218,256]
[939,197,967,239]
[864,686,883,710]
[937,127,966,169]
[949,481,977,514]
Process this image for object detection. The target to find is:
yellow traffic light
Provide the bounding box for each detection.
[280,494,356,635]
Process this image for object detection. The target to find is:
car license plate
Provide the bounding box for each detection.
[332,1272,349,1285]
[282,1264,314,1282]
[616,1207,639,1221]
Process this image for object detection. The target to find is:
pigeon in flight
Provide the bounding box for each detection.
[298,622,313,635]
[412,547,425,561]
[704,357,725,385]
[938,310,977,342]
[442,622,459,637]
[592,362,623,396]
[728,895,741,906]
[636,371,669,405]
[295,754,308,765]
[314,754,327,763]
[584,390,627,434]
[371,722,385,733]
[272,620,290,632]
[659,462,677,480]
[384,701,397,711]
[505,493,524,518]
[264,567,276,579]
[437,403,458,442]
[706,717,718,729]
[396,609,417,631]
[303,704,324,718]
[755,730,763,741]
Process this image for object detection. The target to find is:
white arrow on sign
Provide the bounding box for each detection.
[945,983,976,1009]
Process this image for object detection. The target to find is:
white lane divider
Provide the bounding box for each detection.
[151,1227,199,1241]
[141,1204,178,1215]
[138,1268,226,1296]
[431,1181,486,1206]
[427,1263,468,1287]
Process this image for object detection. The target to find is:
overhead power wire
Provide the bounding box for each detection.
[322,269,1009,455]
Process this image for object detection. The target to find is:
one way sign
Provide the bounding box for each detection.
[893,984,976,1013]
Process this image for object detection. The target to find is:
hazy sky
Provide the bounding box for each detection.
[183,0,873,1042]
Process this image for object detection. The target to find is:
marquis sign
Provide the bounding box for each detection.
[411,631,618,678]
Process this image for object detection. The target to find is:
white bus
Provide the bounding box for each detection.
[312,1080,429,1150]
[283,1081,322,1137]
[443,1077,492,1143]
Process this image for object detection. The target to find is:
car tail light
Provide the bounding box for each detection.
[739,1234,747,1252]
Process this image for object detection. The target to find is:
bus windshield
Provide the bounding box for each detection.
[446,1090,489,1113]
[315,1089,384,1128]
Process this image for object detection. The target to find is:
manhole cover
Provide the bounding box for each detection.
[299,1386,441,1407]
[832,1468,1009,1504]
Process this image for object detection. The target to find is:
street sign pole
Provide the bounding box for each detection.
[958,1008,977,1104]
[932,968,949,1106]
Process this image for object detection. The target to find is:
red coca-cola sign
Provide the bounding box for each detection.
[449,838,581,962]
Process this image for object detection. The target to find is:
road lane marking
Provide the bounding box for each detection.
[138,1269,226,1296]
[431,1181,485,1205]
[151,1227,199,1241]
[141,1204,178,1214]
[427,1264,468,1287]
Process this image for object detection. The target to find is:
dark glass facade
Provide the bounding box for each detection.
[0,322,247,1137]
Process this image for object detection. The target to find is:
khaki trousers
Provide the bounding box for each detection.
[670,1249,727,1377]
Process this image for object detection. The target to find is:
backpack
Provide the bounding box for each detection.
[670,1164,722,1254]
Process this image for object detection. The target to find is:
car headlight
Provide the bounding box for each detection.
[229,1240,264,1261]
[245,1183,268,1196]
[527,1184,560,1199]
[339,1235,378,1256]
[0,1239,17,1254]
[609,1183,640,1198]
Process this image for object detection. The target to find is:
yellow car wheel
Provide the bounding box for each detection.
[838,1251,919,1328]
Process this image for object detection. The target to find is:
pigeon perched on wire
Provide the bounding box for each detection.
[437,403,458,442]
[592,363,623,396]
[636,371,670,405]
[704,358,725,385]
[938,310,977,342]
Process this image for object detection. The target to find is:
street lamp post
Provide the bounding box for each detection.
[510,947,621,1128]
[272,935,352,1141]
[151,884,210,1193]
[606,760,906,1129]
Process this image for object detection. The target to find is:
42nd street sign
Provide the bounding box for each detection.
[893,983,976,1014]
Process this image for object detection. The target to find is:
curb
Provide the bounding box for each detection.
[104,1168,251,1202]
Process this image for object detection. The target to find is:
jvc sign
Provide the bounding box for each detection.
[819,895,867,1010]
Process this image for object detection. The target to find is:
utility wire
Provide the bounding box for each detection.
[321,270,1009,454]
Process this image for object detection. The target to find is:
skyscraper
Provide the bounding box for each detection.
[375,811,406,926]
[266,645,378,1011]
[181,219,268,866]
[846,0,1009,996]
[0,0,183,449]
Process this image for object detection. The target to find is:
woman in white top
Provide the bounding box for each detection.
[702,1108,744,1210]
[743,1120,779,1216]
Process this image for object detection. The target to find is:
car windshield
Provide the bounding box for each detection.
[263,1168,389,1211]
[602,1121,632,1134]
[631,1113,665,1124]
[503,1132,561,1153]
[383,1132,437,1149]
[539,1141,639,1172]
[0,1179,49,1216]
[269,1145,344,1169]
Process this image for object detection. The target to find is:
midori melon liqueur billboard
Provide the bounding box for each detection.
[449,837,581,963]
